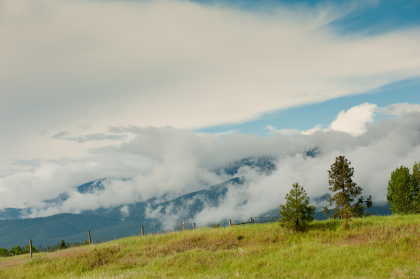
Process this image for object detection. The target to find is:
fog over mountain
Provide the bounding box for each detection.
[1,104,419,226]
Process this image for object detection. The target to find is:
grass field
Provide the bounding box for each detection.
[1,215,419,278]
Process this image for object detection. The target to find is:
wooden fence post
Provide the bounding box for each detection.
[88,230,92,244]
[29,239,32,258]
[141,226,144,236]
[193,222,196,229]
[229,220,231,227]
[182,221,184,231]
[250,217,252,224]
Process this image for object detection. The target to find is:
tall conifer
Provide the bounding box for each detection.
[323,156,372,218]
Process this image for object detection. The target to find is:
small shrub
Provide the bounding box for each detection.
[236,235,244,241]
[0,248,8,257]
[210,223,221,228]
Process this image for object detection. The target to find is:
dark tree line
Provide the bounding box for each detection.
[0,239,90,257]
[0,245,37,257]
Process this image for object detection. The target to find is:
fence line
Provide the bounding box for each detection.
[230,217,281,226]
[25,216,282,258]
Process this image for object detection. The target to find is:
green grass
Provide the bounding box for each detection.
[1,215,420,278]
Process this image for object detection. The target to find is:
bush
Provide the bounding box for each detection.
[0,248,8,257]
[8,246,23,256]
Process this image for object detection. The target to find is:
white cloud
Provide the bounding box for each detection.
[265,125,300,135]
[301,103,377,136]
[382,103,420,117]
[1,0,420,170]
[301,125,322,135]
[329,103,377,136]
[120,205,130,220]
[196,130,238,137]
[1,108,420,222]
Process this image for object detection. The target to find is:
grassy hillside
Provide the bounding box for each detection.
[1,215,419,279]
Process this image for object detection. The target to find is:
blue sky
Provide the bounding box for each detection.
[196,77,420,136]
[194,0,420,136]
[192,0,420,35]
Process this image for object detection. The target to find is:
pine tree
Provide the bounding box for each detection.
[323,156,372,218]
[50,246,54,252]
[387,163,420,214]
[279,182,316,232]
[58,239,67,250]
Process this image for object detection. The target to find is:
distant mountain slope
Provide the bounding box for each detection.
[0,156,275,220]
[218,157,276,176]
[0,179,108,219]
[0,178,242,249]
[0,175,392,249]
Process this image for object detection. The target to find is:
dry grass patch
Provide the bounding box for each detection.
[1,215,420,278]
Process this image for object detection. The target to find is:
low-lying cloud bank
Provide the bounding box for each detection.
[1,103,420,224]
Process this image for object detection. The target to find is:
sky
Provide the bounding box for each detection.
[1,0,420,221]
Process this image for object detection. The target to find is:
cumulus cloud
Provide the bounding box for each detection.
[329,103,377,136]
[301,103,377,136]
[1,104,420,223]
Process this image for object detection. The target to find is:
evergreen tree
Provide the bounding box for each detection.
[323,156,372,218]
[387,163,420,214]
[279,182,316,232]
[50,246,54,252]
[58,239,67,250]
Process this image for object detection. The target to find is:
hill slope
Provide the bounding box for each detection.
[0,215,419,279]
[0,176,392,249]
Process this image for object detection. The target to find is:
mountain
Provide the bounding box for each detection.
[0,175,392,249]
[218,157,276,176]
[0,155,392,249]
[0,157,276,220]
[0,178,243,249]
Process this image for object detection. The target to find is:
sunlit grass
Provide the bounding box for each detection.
[1,215,420,278]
